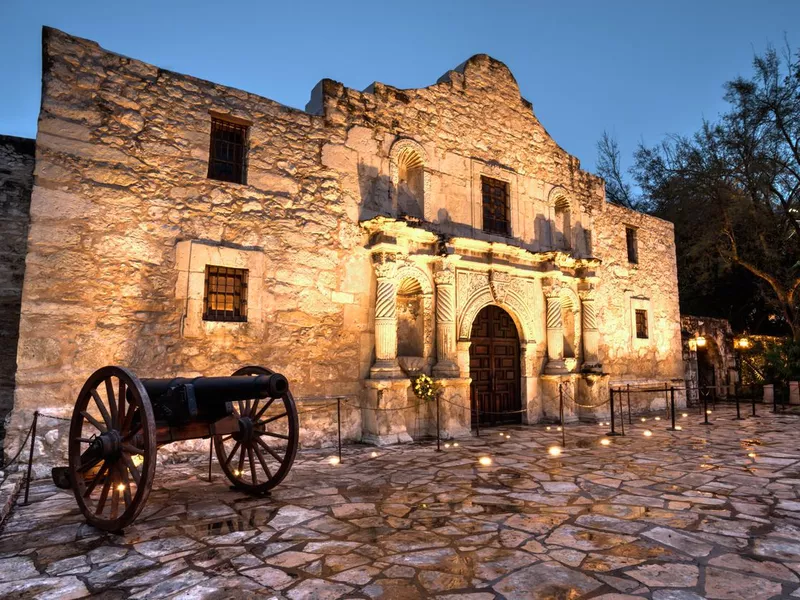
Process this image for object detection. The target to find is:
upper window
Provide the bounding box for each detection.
[203,265,248,322]
[482,176,510,235]
[635,309,648,339]
[208,118,248,184]
[626,226,639,264]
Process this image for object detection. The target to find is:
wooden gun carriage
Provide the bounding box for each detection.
[55,365,299,532]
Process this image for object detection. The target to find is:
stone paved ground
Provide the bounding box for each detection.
[1,406,800,599]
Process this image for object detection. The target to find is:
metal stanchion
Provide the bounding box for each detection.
[208,423,214,482]
[627,383,632,424]
[752,386,757,417]
[735,384,743,420]
[702,391,710,425]
[667,387,677,431]
[337,397,342,464]
[664,383,669,420]
[559,383,566,446]
[436,393,441,452]
[618,388,625,436]
[475,400,481,438]
[773,386,778,414]
[607,389,622,436]
[23,411,39,506]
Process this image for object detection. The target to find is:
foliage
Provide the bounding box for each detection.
[598,43,800,339]
[762,339,800,384]
[410,373,440,403]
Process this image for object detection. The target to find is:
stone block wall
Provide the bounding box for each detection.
[0,135,35,457]
[8,28,373,460]
[592,202,684,387]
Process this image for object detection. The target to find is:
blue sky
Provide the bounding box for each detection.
[1,0,798,174]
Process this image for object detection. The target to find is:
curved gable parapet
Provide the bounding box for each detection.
[437,54,532,111]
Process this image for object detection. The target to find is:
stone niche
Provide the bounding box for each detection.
[396,278,424,358]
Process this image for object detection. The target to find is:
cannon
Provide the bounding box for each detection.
[55,365,299,532]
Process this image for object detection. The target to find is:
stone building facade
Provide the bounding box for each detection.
[1,28,684,460]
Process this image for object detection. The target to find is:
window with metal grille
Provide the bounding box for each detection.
[626,226,639,264]
[635,309,648,339]
[203,266,248,322]
[482,176,510,235]
[207,118,248,184]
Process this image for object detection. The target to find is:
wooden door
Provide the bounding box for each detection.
[469,306,521,425]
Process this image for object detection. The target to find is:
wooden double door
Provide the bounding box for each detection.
[469,305,521,425]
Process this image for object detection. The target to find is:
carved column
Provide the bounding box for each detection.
[544,287,567,374]
[370,255,402,379]
[432,264,460,377]
[580,289,602,372]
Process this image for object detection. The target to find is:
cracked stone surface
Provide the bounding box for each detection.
[1,407,800,598]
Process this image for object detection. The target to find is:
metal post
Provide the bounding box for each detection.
[752,385,757,417]
[559,383,565,446]
[667,387,677,430]
[208,423,214,482]
[337,398,342,464]
[735,383,743,420]
[627,384,632,424]
[436,393,441,452]
[702,391,710,425]
[618,388,625,436]
[608,389,621,436]
[475,398,480,438]
[23,411,38,505]
[664,383,669,420]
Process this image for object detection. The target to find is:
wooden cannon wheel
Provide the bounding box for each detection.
[213,366,299,494]
[67,366,157,532]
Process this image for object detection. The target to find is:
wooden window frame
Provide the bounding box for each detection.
[626,226,639,264]
[481,176,510,236]
[203,265,248,322]
[635,308,648,339]
[207,117,249,184]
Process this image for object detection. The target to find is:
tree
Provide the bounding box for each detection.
[616,44,800,340]
[596,131,637,208]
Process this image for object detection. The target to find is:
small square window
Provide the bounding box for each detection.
[203,265,248,322]
[482,176,510,235]
[626,226,638,264]
[635,309,648,339]
[208,118,248,184]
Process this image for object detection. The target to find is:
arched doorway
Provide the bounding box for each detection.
[697,341,718,399]
[469,305,521,426]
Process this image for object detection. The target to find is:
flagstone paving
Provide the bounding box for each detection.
[1,406,800,599]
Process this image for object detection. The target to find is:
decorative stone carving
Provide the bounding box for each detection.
[371,252,402,379]
[456,269,535,343]
[433,262,459,377]
[388,138,432,222]
[544,287,567,374]
[579,286,601,371]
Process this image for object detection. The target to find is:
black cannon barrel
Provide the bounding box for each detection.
[141,373,289,404]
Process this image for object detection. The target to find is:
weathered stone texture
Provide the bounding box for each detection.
[0,135,35,454]
[7,28,684,460]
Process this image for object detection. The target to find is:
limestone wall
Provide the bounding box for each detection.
[592,203,684,389]
[0,136,35,454]
[9,28,371,458]
[312,55,604,257]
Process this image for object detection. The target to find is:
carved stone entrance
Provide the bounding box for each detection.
[469,305,521,425]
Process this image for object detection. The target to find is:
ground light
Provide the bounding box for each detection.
[675,425,683,431]
[682,413,688,418]
[453,443,459,447]
[548,446,562,457]
[328,456,340,466]
[444,443,450,448]
[479,456,492,466]
[371,451,378,457]
[116,483,125,492]
[748,452,756,458]
[600,438,611,446]
[643,430,653,437]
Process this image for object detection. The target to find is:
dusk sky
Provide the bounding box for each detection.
[2,0,799,174]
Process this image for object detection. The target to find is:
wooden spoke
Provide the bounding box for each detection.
[75,437,95,443]
[117,380,127,431]
[250,399,260,419]
[96,469,113,515]
[91,390,112,428]
[110,465,120,520]
[120,401,136,435]
[255,436,284,463]
[107,377,119,428]
[224,441,242,467]
[252,443,272,479]
[258,412,288,427]
[261,431,289,440]
[121,421,142,442]
[254,398,275,421]
[122,453,141,485]
[81,410,106,433]
[247,445,257,484]
[237,444,246,476]
[84,461,109,499]
[237,400,246,417]
[119,462,132,507]
[121,443,144,455]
